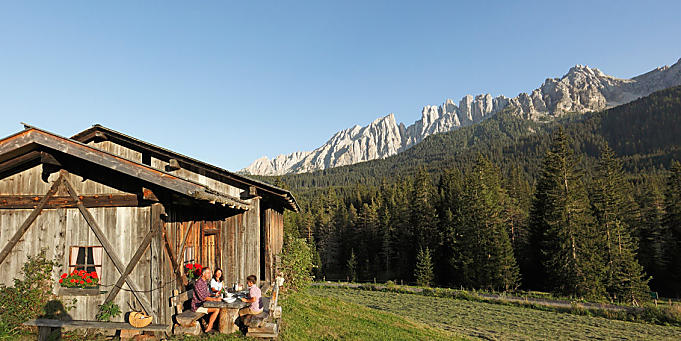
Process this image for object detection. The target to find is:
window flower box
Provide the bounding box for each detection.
[58,286,102,296]
[58,270,101,296]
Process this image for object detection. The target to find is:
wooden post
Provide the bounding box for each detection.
[0,174,63,265]
[150,203,164,323]
[60,171,156,320]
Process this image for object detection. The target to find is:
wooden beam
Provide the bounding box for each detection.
[102,216,158,312]
[175,222,194,273]
[59,171,156,319]
[40,151,61,167]
[166,158,180,171]
[0,150,41,175]
[0,174,63,265]
[141,188,159,202]
[149,203,164,323]
[0,194,139,209]
[161,225,183,288]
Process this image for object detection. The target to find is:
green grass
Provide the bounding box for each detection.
[312,287,681,340]
[168,289,462,341]
[277,290,462,340]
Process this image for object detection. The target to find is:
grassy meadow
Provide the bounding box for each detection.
[168,288,462,341]
[311,286,681,340]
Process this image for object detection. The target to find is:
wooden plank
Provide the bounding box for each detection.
[23,319,168,332]
[150,203,163,323]
[0,150,41,175]
[0,174,63,265]
[0,194,139,209]
[59,171,156,320]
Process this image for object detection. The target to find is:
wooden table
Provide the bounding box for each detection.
[203,298,249,334]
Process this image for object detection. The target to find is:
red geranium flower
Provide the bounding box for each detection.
[195,263,202,269]
[91,272,98,278]
[86,278,92,284]
[79,280,84,284]
[59,279,63,284]
[61,273,68,279]
[70,279,76,283]
[187,264,194,270]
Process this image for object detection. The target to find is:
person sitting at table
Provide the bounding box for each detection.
[238,275,263,317]
[191,267,222,333]
[210,267,224,295]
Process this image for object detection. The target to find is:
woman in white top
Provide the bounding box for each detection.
[210,267,224,295]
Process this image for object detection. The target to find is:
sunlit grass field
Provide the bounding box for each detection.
[168,288,463,341]
[311,286,681,340]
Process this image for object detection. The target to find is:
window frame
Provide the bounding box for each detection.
[68,245,103,277]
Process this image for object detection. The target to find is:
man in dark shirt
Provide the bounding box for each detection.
[191,267,221,333]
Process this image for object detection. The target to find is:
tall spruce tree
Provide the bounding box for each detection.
[663,161,681,296]
[456,155,520,291]
[409,168,439,281]
[347,249,357,282]
[415,247,434,287]
[591,144,649,303]
[637,181,668,292]
[529,129,605,298]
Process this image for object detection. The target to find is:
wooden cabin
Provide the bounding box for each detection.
[0,124,298,326]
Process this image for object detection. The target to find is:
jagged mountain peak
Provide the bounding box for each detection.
[242,58,681,176]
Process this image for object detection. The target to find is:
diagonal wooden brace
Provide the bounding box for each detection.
[59,171,156,319]
[0,174,64,265]
[101,222,158,310]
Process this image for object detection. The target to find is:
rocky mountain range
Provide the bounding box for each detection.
[243,58,681,176]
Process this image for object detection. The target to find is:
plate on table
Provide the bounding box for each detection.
[223,297,236,303]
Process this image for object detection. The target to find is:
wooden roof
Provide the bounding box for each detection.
[0,125,253,210]
[72,124,299,212]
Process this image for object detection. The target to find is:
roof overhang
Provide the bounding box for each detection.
[0,127,253,211]
[72,124,299,212]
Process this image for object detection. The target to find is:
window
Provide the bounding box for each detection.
[183,246,195,265]
[69,246,103,278]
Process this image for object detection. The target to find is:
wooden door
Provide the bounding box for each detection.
[201,221,221,270]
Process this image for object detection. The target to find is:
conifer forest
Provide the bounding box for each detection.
[269,86,681,302]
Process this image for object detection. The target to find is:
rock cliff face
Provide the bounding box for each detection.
[243,58,681,175]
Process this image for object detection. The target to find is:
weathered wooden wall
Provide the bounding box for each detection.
[0,165,153,322]
[0,139,282,328]
[262,207,284,283]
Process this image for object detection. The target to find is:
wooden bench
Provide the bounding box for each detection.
[244,281,282,338]
[23,318,168,341]
[170,289,206,336]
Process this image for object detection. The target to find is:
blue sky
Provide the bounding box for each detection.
[1,1,680,170]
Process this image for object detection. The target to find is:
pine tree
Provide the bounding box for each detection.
[415,247,434,287]
[637,180,667,292]
[663,161,681,296]
[529,129,605,298]
[347,249,357,282]
[591,144,649,303]
[456,155,520,291]
[410,167,440,252]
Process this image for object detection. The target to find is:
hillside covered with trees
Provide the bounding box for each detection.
[270,86,681,301]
